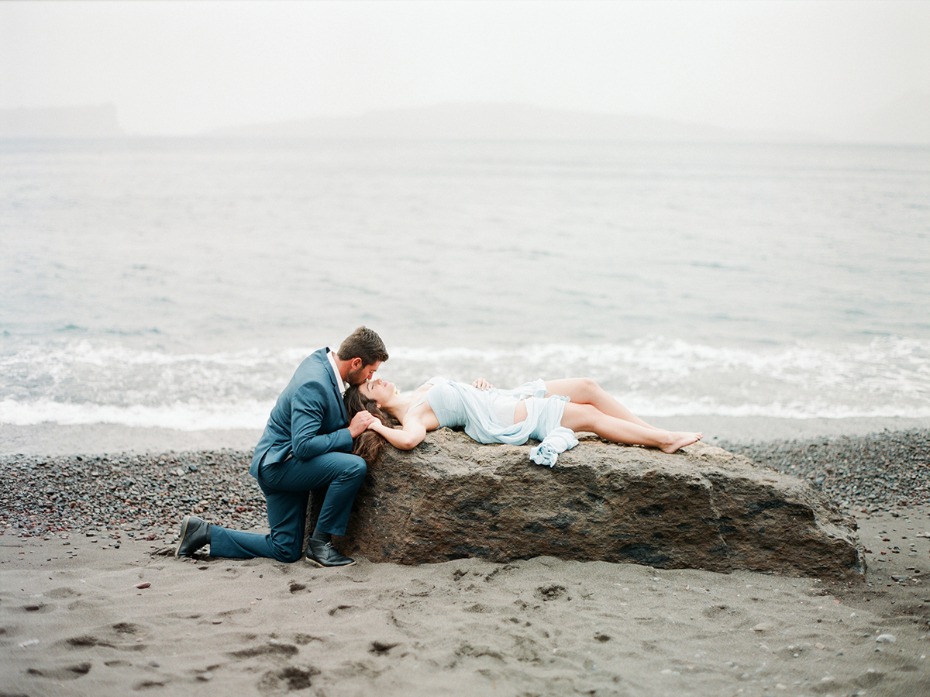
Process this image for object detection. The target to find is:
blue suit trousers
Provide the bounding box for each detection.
[209,451,367,563]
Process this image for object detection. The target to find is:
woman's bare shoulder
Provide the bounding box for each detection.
[402,398,440,431]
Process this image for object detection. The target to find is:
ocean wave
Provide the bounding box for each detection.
[0,398,271,431]
[1,394,926,431]
[0,336,927,427]
[0,340,309,368]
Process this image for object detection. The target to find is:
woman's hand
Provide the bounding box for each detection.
[472,378,493,390]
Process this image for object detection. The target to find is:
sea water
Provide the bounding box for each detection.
[1,138,928,430]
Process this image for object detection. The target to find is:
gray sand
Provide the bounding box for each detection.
[2,419,929,696]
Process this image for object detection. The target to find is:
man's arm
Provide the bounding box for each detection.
[290,382,353,461]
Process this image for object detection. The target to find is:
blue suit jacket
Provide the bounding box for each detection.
[249,348,353,478]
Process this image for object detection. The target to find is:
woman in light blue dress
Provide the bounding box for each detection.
[344,376,702,465]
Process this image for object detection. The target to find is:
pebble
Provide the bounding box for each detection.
[0,449,266,538]
[722,429,930,511]
[2,432,927,537]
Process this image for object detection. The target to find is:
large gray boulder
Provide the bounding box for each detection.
[331,430,864,579]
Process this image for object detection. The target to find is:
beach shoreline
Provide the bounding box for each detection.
[2,422,928,695]
[3,415,929,457]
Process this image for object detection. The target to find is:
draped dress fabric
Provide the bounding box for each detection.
[423,378,579,465]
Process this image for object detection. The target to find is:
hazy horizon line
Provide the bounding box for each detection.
[2,99,928,146]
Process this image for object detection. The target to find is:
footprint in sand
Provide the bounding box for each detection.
[534,584,570,601]
[258,665,319,693]
[20,602,53,614]
[454,642,506,662]
[229,641,299,659]
[61,622,148,652]
[853,669,886,688]
[134,679,169,690]
[702,603,740,618]
[45,587,81,599]
[112,621,142,635]
[327,604,354,617]
[464,603,493,614]
[65,635,115,649]
[26,661,92,680]
[369,640,399,655]
[293,633,325,646]
[511,634,544,663]
[483,564,519,582]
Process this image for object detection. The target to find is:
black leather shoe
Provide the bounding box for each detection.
[305,540,356,567]
[175,515,211,557]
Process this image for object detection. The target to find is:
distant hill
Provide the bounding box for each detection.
[0,104,123,138]
[209,103,818,142]
[3,99,926,143]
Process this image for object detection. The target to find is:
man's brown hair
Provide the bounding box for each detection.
[337,326,388,366]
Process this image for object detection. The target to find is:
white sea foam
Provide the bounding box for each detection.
[0,398,272,431]
[1,336,927,428]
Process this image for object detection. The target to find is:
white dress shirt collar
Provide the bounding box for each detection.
[326,348,348,395]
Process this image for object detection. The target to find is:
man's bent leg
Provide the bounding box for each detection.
[254,452,367,560]
[208,525,274,559]
[208,482,309,562]
[207,495,308,562]
[261,452,367,537]
[311,453,367,536]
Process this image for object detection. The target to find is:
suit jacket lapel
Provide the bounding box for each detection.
[320,348,349,424]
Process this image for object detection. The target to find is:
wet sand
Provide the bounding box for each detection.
[1,421,929,696]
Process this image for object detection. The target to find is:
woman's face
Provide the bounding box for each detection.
[362,377,395,405]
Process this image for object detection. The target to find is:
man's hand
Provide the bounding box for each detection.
[348,410,376,437]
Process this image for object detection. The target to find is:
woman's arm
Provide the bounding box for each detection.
[367,417,427,450]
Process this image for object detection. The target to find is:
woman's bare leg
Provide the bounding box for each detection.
[559,403,702,454]
[544,378,657,429]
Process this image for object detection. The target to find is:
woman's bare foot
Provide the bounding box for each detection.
[660,431,703,453]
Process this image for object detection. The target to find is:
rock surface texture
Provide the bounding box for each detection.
[334,430,864,579]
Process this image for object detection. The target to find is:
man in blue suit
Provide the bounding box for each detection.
[175,326,388,567]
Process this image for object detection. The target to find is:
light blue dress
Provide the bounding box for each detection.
[424,378,579,465]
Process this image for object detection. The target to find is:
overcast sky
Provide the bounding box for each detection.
[2,0,928,137]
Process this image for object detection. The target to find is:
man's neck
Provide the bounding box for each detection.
[330,351,347,382]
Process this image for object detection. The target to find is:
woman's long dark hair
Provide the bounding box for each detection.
[344,385,400,465]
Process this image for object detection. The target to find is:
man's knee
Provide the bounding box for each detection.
[269,536,304,563]
[273,547,304,564]
[338,453,367,480]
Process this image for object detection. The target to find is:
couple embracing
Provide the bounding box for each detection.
[176,326,701,567]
